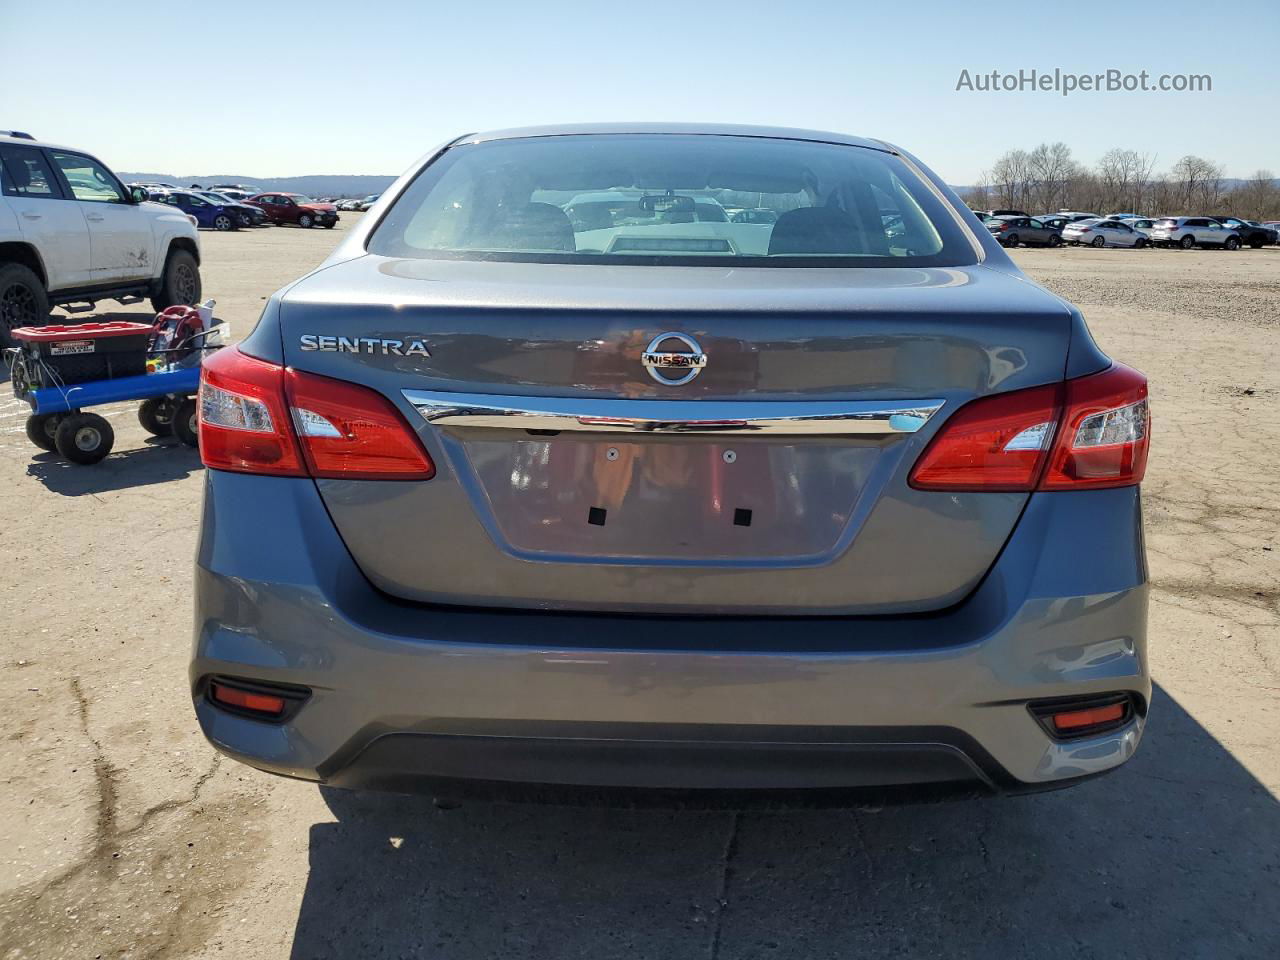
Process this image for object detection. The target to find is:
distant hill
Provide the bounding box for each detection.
[118,173,397,198]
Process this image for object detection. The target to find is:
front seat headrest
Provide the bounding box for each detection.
[767,206,862,256]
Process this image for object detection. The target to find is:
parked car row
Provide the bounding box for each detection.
[130,185,341,231]
[976,208,1279,250]
[336,194,379,211]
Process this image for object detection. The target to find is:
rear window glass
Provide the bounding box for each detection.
[368,135,977,268]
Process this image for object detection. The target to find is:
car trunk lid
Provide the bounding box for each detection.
[279,255,1070,614]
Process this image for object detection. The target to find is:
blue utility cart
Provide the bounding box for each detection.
[7,317,215,464]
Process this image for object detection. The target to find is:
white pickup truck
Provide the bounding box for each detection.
[0,132,202,345]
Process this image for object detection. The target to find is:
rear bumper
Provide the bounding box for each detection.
[191,472,1150,794]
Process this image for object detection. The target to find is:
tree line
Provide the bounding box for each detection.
[961,143,1279,219]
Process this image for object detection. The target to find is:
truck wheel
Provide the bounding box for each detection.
[172,398,199,448]
[1179,235,1195,249]
[138,398,175,437]
[54,412,115,465]
[0,262,50,347]
[150,248,202,312]
[25,413,60,452]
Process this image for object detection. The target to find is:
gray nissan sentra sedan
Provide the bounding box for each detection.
[191,124,1151,798]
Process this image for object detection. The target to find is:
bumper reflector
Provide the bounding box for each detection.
[211,682,285,716]
[206,678,310,720]
[1028,692,1136,740]
[1051,702,1126,732]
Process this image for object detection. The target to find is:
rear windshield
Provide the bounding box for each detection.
[368,135,977,267]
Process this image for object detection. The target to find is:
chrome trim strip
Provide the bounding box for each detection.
[403,390,944,436]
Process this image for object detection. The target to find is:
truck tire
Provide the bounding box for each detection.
[54,412,115,465]
[150,248,202,312]
[0,262,50,346]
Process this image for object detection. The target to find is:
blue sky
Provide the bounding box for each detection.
[4,0,1276,183]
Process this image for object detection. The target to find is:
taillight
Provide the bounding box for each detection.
[910,363,1149,492]
[198,348,434,480]
[1041,362,1148,489]
[286,369,434,480]
[199,347,304,476]
[908,384,1060,491]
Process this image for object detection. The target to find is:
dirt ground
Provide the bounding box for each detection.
[1,220,1277,959]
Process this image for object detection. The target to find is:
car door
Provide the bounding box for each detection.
[0,144,92,290]
[184,194,213,226]
[48,150,156,284]
[258,195,286,222]
[275,196,299,222]
[1108,221,1137,246]
[1027,218,1050,243]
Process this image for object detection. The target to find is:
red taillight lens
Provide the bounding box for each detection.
[198,349,434,480]
[910,363,1149,492]
[198,347,304,476]
[909,384,1061,491]
[285,369,434,480]
[1041,362,1148,489]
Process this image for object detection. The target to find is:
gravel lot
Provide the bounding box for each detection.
[1,220,1277,959]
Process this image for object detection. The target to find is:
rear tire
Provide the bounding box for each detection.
[0,262,50,347]
[1091,235,1106,247]
[54,412,114,465]
[1180,234,1195,249]
[1225,236,1241,251]
[172,398,199,448]
[138,398,175,437]
[25,413,60,452]
[150,248,202,312]
[1004,234,1019,248]
[1048,234,1062,247]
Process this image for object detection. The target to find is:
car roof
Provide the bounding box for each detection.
[454,123,892,152]
[0,133,78,151]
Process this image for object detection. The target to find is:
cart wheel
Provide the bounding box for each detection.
[138,398,175,437]
[54,412,115,465]
[172,398,199,448]
[25,414,60,452]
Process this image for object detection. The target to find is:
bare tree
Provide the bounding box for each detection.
[989,149,1032,210]
[1027,142,1075,213]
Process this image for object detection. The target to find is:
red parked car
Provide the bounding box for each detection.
[246,193,339,229]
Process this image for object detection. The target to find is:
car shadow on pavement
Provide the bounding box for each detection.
[288,684,1279,959]
[25,441,202,495]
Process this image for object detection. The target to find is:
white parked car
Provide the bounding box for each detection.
[1,133,202,344]
[1147,217,1242,250]
[1116,217,1158,240]
[1062,217,1147,248]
